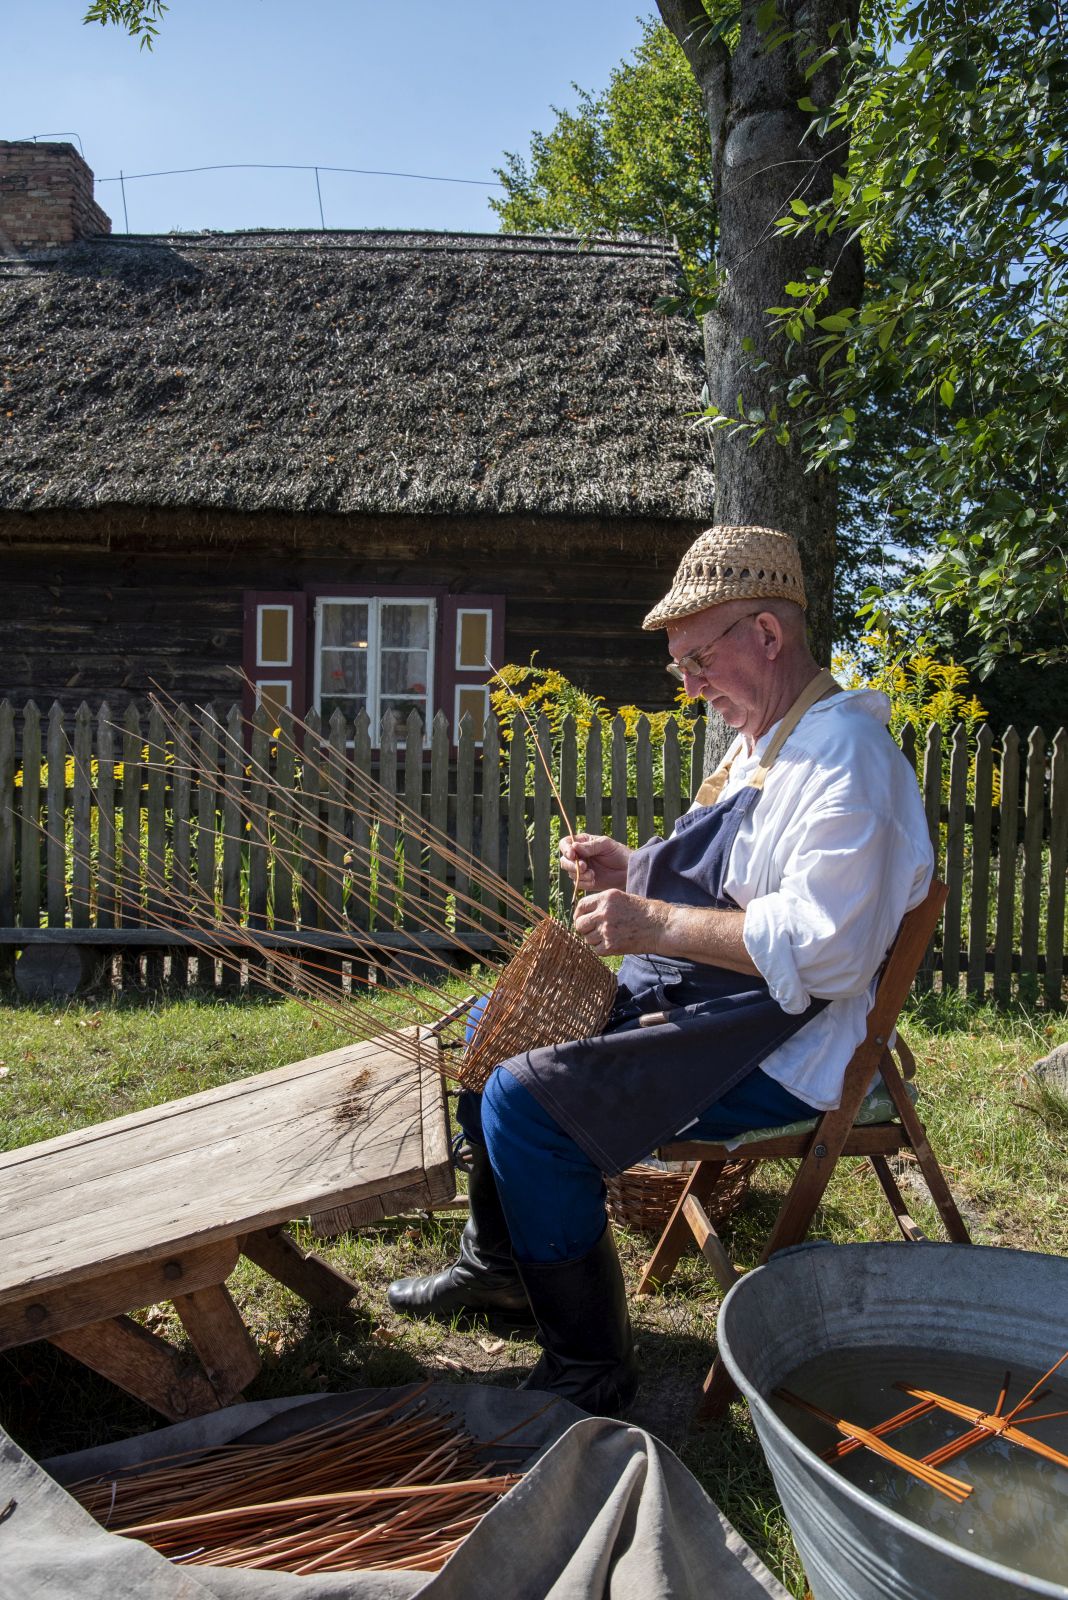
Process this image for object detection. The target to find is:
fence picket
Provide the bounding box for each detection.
[558,713,577,913]
[532,713,552,913]
[662,720,681,837]
[917,724,943,992]
[506,721,527,905]
[145,702,167,987]
[319,708,349,988]
[610,716,628,844]
[1046,729,1067,1006]
[585,719,604,838]
[994,727,1020,1005]
[0,704,14,948]
[96,706,116,932]
[71,704,93,932]
[46,704,66,928]
[454,712,475,933]
[428,710,450,933]
[967,724,994,1000]
[480,712,502,933]
[402,711,426,927]
[635,716,653,845]
[349,711,372,935]
[171,705,192,986]
[1020,728,1046,994]
[942,724,968,993]
[121,703,143,988]
[689,716,705,800]
[376,712,398,930]
[273,709,297,933]
[19,703,41,932]
[195,705,220,989]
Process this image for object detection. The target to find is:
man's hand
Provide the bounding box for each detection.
[573,888,669,955]
[560,832,633,894]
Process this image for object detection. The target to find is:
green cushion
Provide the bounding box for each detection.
[716,1080,918,1152]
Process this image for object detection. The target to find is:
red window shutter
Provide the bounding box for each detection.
[241,592,308,726]
[439,594,505,742]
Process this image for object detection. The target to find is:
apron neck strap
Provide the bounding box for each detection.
[748,668,841,791]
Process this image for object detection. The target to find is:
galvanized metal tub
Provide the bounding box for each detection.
[717,1242,1068,1600]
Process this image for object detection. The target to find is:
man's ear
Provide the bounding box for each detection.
[755,610,785,659]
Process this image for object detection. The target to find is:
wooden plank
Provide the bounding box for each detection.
[0,1033,451,1299]
[532,712,552,912]
[454,711,475,933]
[145,701,167,987]
[942,723,968,993]
[19,702,42,932]
[49,1315,223,1422]
[917,724,942,992]
[506,719,527,902]
[171,1283,261,1406]
[584,717,604,838]
[0,703,13,959]
[1046,728,1068,1007]
[967,724,994,1000]
[46,702,66,928]
[635,715,654,845]
[0,1238,239,1353]
[376,711,398,930]
[348,710,372,936]
[662,719,681,837]
[689,714,705,801]
[0,926,498,952]
[427,709,450,933]
[1020,727,1045,993]
[402,709,426,927]
[69,704,93,932]
[479,712,502,934]
[610,715,628,845]
[170,705,192,987]
[241,1226,359,1309]
[994,727,1020,1005]
[558,713,578,913]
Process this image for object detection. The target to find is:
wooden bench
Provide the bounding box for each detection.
[0,1031,454,1419]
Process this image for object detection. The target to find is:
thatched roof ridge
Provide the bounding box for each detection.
[0,228,713,519]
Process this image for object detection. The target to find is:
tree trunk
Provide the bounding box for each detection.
[656,0,862,668]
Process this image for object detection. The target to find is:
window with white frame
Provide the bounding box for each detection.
[314,597,435,734]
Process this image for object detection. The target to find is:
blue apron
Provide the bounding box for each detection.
[503,672,839,1176]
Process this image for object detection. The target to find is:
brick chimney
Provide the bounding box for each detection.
[0,141,111,250]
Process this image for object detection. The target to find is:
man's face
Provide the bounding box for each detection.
[666,603,768,732]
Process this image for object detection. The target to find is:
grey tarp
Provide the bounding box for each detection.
[3,1385,790,1600]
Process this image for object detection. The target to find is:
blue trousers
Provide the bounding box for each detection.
[456,1066,815,1265]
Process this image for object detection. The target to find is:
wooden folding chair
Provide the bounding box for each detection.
[634,878,971,1421]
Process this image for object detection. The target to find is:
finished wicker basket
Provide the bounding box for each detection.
[459,917,617,1091]
[606,1157,754,1235]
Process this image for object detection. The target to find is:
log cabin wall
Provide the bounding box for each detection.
[0,507,700,716]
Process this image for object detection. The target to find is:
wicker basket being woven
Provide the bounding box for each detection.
[605,1158,753,1235]
[459,917,617,1091]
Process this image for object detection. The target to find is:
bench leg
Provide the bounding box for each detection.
[49,1315,222,1421]
[635,1160,725,1296]
[242,1225,360,1310]
[172,1283,261,1405]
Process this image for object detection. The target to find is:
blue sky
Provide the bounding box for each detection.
[8,2,651,235]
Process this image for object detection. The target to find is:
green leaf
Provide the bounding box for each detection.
[939,379,956,407]
[946,58,980,92]
[789,198,810,216]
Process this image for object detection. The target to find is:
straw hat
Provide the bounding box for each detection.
[642,524,806,630]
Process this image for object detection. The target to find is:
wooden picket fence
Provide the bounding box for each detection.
[0,699,1065,1006]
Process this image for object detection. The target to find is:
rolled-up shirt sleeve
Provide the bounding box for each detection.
[742,807,929,1014]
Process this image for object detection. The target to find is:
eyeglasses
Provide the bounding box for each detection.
[666,611,760,683]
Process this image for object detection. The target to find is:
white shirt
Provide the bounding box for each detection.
[711,689,933,1110]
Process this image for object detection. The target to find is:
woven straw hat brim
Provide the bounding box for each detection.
[643,524,807,630]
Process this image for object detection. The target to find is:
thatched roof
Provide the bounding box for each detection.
[0,229,713,519]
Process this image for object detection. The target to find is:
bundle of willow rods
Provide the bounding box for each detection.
[67,1385,524,1574]
[59,689,616,1090]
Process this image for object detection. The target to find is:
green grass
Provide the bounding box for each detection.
[0,983,1065,1596]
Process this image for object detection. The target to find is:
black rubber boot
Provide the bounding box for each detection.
[387,1143,535,1328]
[516,1227,639,1416]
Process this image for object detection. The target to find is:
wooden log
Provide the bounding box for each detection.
[170,1283,261,1406]
[49,1315,223,1422]
[46,702,66,928]
[967,724,994,1000]
[532,712,552,912]
[0,1238,239,1352]
[635,715,654,845]
[1047,728,1067,1007]
[241,1225,360,1310]
[994,728,1020,1005]
[942,724,968,993]
[1020,727,1045,994]
[19,701,42,933]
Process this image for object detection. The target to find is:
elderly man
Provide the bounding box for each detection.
[389,525,933,1415]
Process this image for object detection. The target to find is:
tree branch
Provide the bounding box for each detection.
[655,0,731,168]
